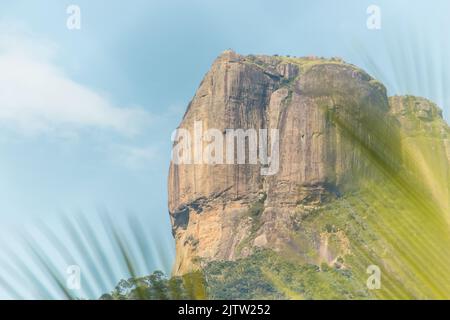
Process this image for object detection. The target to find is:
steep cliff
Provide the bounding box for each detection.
[168,50,450,295]
[389,96,450,214]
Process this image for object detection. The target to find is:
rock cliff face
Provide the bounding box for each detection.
[168,51,450,275]
[389,95,450,213]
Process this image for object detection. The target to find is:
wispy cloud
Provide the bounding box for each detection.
[110,144,158,170]
[0,26,150,136]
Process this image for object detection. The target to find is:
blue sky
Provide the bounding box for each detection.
[0,0,449,298]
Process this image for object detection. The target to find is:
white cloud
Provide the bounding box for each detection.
[0,27,150,136]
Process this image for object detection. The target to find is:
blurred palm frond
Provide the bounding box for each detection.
[0,211,185,300]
